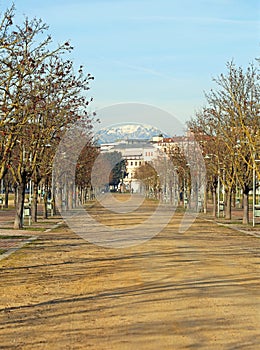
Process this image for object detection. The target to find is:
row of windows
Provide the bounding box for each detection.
[127,161,142,167]
[126,161,142,166]
[145,151,153,156]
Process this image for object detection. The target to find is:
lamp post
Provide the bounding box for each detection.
[218,167,225,218]
[253,158,260,227]
[216,170,219,218]
[0,179,3,209]
[51,169,54,216]
[43,143,53,215]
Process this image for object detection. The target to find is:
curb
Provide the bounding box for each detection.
[0,236,38,261]
[0,220,64,261]
[200,216,260,238]
[44,221,64,233]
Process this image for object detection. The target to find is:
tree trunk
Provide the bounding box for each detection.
[13,177,26,229]
[68,183,73,210]
[13,184,18,207]
[225,189,232,220]
[43,192,48,219]
[4,184,9,208]
[203,188,208,213]
[31,183,38,223]
[232,190,236,208]
[212,188,217,217]
[52,194,56,215]
[56,186,62,213]
[169,180,173,205]
[242,191,249,225]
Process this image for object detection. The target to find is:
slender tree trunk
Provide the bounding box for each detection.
[4,184,9,208]
[212,188,217,217]
[52,194,56,215]
[13,184,18,207]
[43,192,48,219]
[232,190,236,208]
[78,187,81,205]
[31,182,39,223]
[203,188,208,213]
[242,191,249,225]
[53,184,61,213]
[64,184,68,210]
[210,189,213,204]
[76,186,80,206]
[82,187,85,204]
[225,189,232,220]
[68,182,73,209]
[169,180,173,205]
[13,176,26,229]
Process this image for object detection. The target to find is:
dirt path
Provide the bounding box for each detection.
[0,198,259,349]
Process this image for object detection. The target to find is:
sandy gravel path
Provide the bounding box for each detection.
[0,198,259,349]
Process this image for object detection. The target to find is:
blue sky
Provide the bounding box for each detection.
[1,0,259,134]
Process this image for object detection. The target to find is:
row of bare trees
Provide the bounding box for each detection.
[0,5,97,228]
[132,60,259,224]
[134,143,202,210]
[188,60,260,224]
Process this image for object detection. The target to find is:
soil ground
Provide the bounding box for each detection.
[0,195,259,349]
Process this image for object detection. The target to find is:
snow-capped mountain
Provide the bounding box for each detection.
[95,123,168,144]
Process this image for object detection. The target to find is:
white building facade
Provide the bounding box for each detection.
[100,139,159,192]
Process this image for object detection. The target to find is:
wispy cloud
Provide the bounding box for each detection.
[112,60,167,78]
[129,15,259,26]
[96,57,180,81]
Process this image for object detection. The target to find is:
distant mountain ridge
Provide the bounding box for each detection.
[95,123,168,144]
